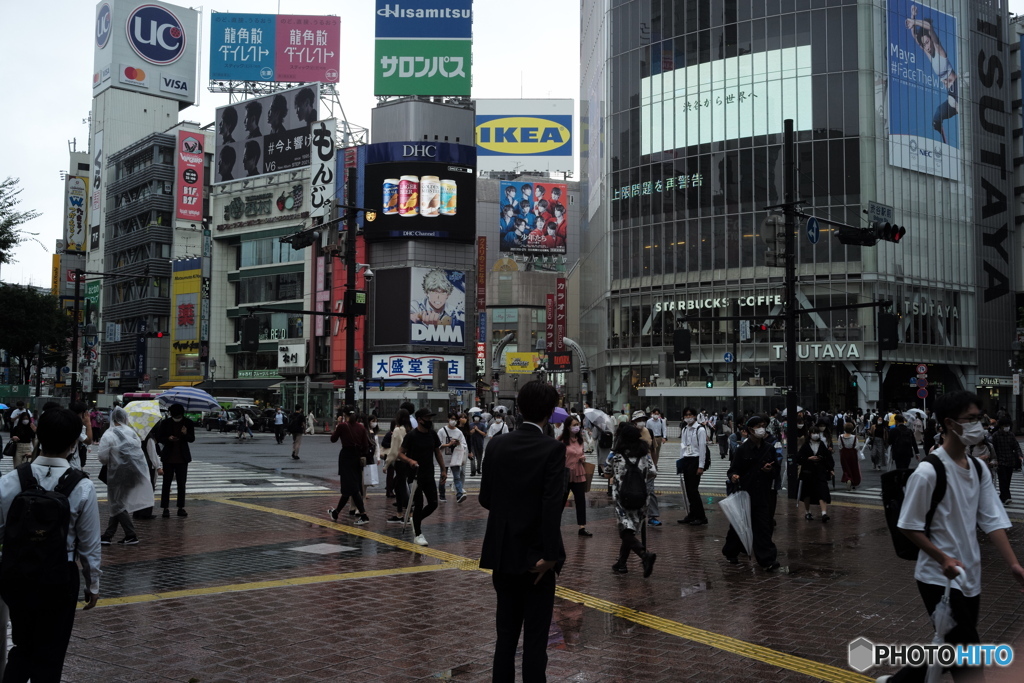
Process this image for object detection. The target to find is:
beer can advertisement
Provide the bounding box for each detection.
[498,180,567,254]
[359,142,476,243]
[409,267,466,348]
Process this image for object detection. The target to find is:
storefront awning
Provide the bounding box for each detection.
[194,378,281,393]
[159,381,202,389]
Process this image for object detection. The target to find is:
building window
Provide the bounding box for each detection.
[238,235,305,267]
[236,273,304,305]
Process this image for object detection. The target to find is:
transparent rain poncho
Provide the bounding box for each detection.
[96,408,154,515]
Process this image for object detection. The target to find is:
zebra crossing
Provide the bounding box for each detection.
[89,460,330,497]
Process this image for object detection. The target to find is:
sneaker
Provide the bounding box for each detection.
[100,538,112,546]
[648,518,662,527]
[354,516,370,526]
[875,676,893,683]
[291,454,300,460]
[457,494,467,504]
[725,555,739,565]
[611,563,628,574]
[642,552,657,578]
[177,508,188,517]
[578,528,593,537]
[118,537,140,545]
[162,509,170,518]
[438,497,447,503]
[804,513,814,521]
[821,513,830,524]
[413,534,429,546]
[327,508,340,522]
[386,516,404,523]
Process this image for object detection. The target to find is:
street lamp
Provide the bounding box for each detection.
[210,358,218,382]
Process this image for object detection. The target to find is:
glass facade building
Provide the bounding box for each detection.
[579,0,1018,417]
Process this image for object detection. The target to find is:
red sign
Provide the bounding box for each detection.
[545,294,555,352]
[476,342,487,360]
[175,131,205,221]
[555,277,567,352]
[177,302,195,327]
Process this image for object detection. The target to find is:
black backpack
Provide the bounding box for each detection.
[881,453,983,561]
[598,430,613,449]
[381,430,393,450]
[616,453,648,511]
[0,464,87,591]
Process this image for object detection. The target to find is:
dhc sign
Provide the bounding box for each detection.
[476,115,572,157]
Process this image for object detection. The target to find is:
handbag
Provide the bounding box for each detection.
[98,464,108,484]
[582,461,596,493]
[2,441,16,459]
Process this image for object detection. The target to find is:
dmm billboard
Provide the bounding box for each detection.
[209,13,340,84]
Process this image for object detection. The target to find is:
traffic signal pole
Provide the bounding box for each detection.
[783,119,800,494]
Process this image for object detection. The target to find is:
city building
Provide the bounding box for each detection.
[578,0,1020,418]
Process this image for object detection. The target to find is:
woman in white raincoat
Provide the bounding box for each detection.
[97,407,153,545]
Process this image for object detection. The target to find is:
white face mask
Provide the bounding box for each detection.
[796,422,804,428]
[956,421,986,446]
[370,421,378,428]
[684,417,695,425]
[753,427,767,438]
[570,426,581,434]
[173,416,183,423]
[1003,426,1011,432]
[810,433,821,441]
[449,420,457,427]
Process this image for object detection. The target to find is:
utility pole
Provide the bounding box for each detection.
[783,119,800,496]
[732,300,739,423]
[344,171,358,407]
[71,269,83,403]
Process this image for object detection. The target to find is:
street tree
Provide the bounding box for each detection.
[0,177,43,269]
[0,284,72,384]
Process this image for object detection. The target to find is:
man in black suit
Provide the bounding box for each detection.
[156,403,196,518]
[479,380,565,683]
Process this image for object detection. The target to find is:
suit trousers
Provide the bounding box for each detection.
[678,457,706,521]
[722,492,778,567]
[1,562,79,683]
[161,461,188,509]
[889,582,983,683]
[491,570,556,683]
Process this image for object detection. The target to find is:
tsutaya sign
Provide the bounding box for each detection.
[772,343,861,360]
[655,293,782,313]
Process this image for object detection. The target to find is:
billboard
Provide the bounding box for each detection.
[359,142,477,243]
[886,0,961,181]
[371,354,465,381]
[475,99,574,174]
[170,257,201,382]
[64,176,89,253]
[374,0,472,97]
[309,118,337,219]
[91,129,103,229]
[209,13,340,84]
[92,1,200,107]
[505,352,540,374]
[174,130,204,221]
[214,84,319,184]
[498,181,567,254]
[410,267,466,347]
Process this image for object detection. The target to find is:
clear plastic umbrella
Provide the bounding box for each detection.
[926,570,963,683]
[584,408,614,433]
[719,491,753,556]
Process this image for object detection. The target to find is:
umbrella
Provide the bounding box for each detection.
[905,408,926,421]
[584,408,614,433]
[124,400,163,439]
[550,407,569,424]
[0,403,8,410]
[719,491,753,556]
[780,406,806,417]
[157,386,221,412]
[926,570,963,683]
[468,407,482,413]
[403,478,419,531]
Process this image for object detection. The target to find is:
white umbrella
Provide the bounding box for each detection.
[584,408,614,433]
[780,406,805,417]
[905,408,926,421]
[719,491,754,556]
[468,407,482,413]
[157,386,222,412]
[926,570,963,683]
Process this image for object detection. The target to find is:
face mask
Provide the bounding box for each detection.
[797,422,804,428]
[449,420,457,427]
[810,433,821,441]
[173,416,183,422]
[421,420,433,429]
[370,421,378,428]
[956,421,986,446]
[684,417,695,425]
[753,428,766,438]
[1003,426,1011,432]
[473,417,480,422]
[570,426,581,434]
[495,418,503,423]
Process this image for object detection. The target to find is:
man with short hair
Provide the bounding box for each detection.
[0,407,102,682]
[480,380,566,683]
[157,403,195,518]
[677,406,710,525]
[287,405,305,460]
[881,392,1024,683]
[273,406,286,444]
[723,415,780,570]
[891,413,919,470]
[397,408,447,546]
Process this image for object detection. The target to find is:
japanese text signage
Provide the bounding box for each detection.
[170,258,201,381]
[64,176,89,253]
[499,181,568,254]
[309,118,337,219]
[476,236,487,343]
[555,278,566,352]
[374,1,472,97]
[545,294,555,352]
[209,13,340,84]
[371,354,465,381]
[174,131,204,221]
[611,172,703,202]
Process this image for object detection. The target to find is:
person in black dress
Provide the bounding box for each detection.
[327,406,370,525]
[797,419,835,522]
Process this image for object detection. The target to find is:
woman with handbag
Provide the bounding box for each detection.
[560,416,593,537]
[838,422,861,490]
[8,410,37,467]
[327,407,370,525]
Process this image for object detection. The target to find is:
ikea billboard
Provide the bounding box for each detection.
[475,99,573,174]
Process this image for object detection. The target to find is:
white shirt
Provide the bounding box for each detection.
[438,425,468,467]
[487,421,510,439]
[0,455,103,594]
[646,417,665,438]
[897,447,1010,597]
[681,423,707,458]
[274,412,285,425]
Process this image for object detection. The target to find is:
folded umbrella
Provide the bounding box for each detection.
[926,569,963,683]
[719,490,753,556]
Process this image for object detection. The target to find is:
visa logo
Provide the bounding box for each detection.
[160,77,188,93]
[476,116,571,155]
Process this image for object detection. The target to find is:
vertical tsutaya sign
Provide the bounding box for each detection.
[208,14,341,84]
[555,277,566,352]
[309,118,337,219]
[476,236,487,345]
[970,1,1014,374]
[91,129,103,229]
[175,130,204,221]
[64,176,89,252]
[886,0,961,181]
[374,1,473,97]
[85,280,101,330]
[171,257,201,381]
[545,293,555,352]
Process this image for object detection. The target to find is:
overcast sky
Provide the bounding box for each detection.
[4,1,1024,286]
[0,0,579,286]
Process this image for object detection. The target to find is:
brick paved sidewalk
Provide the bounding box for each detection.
[60,487,1024,682]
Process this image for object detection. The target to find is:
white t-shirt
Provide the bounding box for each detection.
[487,421,509,439]
[897,447,1010,597]
[437,425,467,467]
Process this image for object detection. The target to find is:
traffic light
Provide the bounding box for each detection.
[705,379,714,389]
[673,329,692,362]
[878,312,899,351]
[757,323,769,332]
[835,226,879,246]
[240,317,260,352]
[287,229,321,250]
[851,375,858,388]
[145,331,167,338]
[762,212,786,267]
[872,221,906,244]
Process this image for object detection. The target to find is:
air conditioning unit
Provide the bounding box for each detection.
[748,377,765,386]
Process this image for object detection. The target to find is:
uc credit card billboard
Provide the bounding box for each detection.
[886,0,961,181]
[476,99,574,174]
[209,13,340,83]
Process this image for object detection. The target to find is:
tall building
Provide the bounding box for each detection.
[579,0,1019,417]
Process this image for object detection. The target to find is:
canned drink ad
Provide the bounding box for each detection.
[419,175,441,217]
[398,176,419,217]
[382,179,399,215]
[440,179,457,216]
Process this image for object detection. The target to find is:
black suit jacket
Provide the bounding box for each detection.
[156,417,196,463]
[479,424,566,575]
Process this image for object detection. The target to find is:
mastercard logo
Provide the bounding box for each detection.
[123,66,146,82]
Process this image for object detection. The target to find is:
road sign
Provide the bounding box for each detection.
[917,377,928,388]
[909,378,918,387]
[917,388,928,399]
[724,352,735,363]
[916,364,928,374]
[492,382,499,394]
[806,216,820,245]
[868,201,895,224]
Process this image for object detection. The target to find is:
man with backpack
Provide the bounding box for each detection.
[287,404,305,460]
[879,391,1023,683]
[0,407,102,682]
[677,406,711,525]
[890,414,919,470]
